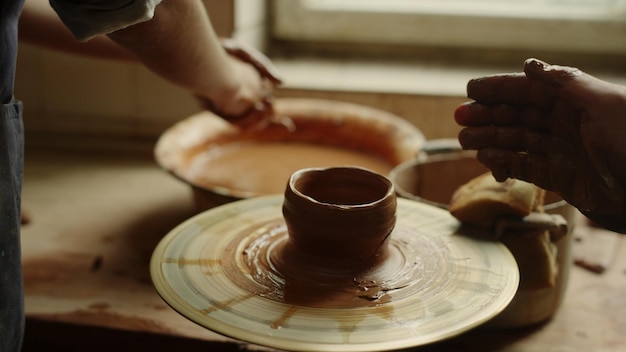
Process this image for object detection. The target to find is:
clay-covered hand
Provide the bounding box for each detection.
[454,58,626,233]
[199,38,283,129]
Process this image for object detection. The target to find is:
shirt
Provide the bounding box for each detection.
[50,0,162,41]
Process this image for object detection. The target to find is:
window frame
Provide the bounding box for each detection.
[271,0,626,55]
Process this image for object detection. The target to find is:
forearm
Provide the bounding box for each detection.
[19,0,135,61]
[107,0,239,106]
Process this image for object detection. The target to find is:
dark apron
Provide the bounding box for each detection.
[0,101,24,352]
[1,1,26,351]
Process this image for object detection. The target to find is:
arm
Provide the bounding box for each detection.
[106,0,272,118]
[26,0,281,124]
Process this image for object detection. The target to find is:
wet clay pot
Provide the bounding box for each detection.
[275,167,397,283]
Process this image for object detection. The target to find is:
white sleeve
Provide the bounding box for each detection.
[49,0,162,41]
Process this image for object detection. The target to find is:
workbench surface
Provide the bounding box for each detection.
[20,149,625,351]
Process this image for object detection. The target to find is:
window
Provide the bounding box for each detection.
[272,0,626,54]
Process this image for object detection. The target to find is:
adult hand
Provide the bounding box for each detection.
[198,39,283,130]
[105,0,282,130]
[454,58,626,233]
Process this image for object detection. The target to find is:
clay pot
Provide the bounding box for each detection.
[389,140,575,329]
[276,167,397,279]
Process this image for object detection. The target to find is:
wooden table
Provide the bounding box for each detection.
[20,149,625,351]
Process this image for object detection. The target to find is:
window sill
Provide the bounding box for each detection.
[271,55,626,98]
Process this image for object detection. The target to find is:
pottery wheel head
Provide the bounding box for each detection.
[151,196,519,352]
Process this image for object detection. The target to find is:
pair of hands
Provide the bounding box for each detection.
[207,49,626,232]
[455,58,626,233]
[199,39,283,129]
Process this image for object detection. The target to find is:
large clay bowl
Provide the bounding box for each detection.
[155,98,425,210]
[389,142,576,328]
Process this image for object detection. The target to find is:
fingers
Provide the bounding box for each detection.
[463,58,596,122]
[466,72,556,109]
[475,148,552,187]
[201,94,277,131]
[455,102,552,130]
[475,147,602,212]
[466,73,526,103]
[454,102,492,126]
[478,144,626,231]
[219,39,281,129]
[458,126,551,154]
[221,38,283,85]
[228,99,275,130]
[200,39,281,129]
[474,148,580,197]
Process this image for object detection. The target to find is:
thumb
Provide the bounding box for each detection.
[523,58,611,108]
[523,58,583,87]
[221,38,283,85]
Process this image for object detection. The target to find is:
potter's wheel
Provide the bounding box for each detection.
[150,196,519,351]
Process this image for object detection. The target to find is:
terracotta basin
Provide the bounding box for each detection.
[389,140,576,328]
[155,98,425,210]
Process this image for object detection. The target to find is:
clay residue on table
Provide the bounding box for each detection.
[22,253,107,299]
